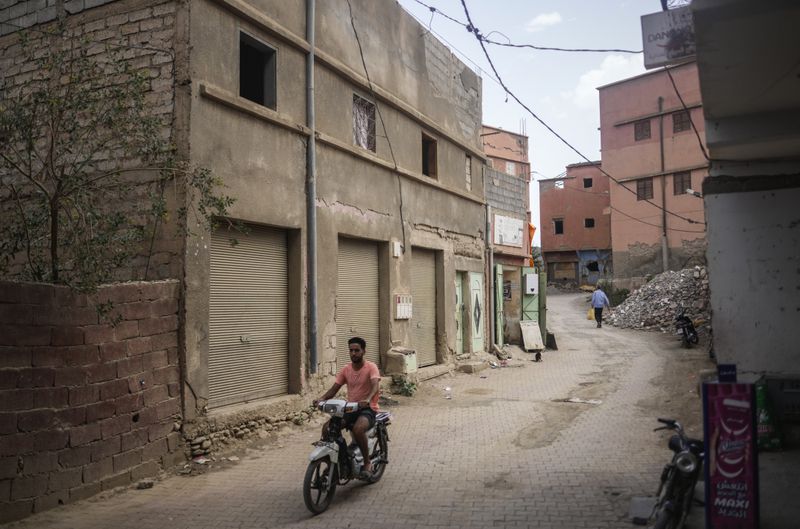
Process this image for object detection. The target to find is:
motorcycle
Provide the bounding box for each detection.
[642,418,705,529]
[674,307,699,348]
[303,399,391,514]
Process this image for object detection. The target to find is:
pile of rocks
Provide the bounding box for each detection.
[186,410,314,457]
[606,266,710,332]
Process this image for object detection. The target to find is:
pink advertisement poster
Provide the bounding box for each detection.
[703,383,759,528]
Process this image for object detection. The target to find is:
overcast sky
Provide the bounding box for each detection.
[396,0,661,244]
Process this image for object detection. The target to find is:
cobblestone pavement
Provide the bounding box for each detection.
[6,293,704,529]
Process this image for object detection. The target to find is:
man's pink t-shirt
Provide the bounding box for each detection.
[335,361,381,411]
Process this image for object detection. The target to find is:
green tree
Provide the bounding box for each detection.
[0,27,234,290]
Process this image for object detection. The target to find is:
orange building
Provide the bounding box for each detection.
[539,161,611,285]
[598,62,708,286]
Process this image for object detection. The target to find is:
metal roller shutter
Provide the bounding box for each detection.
[209,225,288,408]
[337,238,381,368]
[411,248,437,367]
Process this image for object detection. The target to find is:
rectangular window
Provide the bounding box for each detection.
[465,155,472,191]
[353,94,376,152]
[583,178,593,188]
[672,110,691,133]
[636,178,654,200]
[505,161,516,175]
[554,219,564,235]
[239,33,276,109]
[422,133,438,178]
[554,180,564,189]
[584,218,595,228]
[634,119,651,141]
[673,171,692,195]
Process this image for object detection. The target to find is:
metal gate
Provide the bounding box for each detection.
[411,248,437,367]
[337,238,380,367]
[208,225,288,408]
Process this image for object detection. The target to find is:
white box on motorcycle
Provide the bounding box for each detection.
[381,347,417,375]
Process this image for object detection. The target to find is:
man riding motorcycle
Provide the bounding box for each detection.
[314,336,380,477]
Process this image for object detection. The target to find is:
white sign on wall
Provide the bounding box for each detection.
[494,215,524,248]
[641,6,695,69]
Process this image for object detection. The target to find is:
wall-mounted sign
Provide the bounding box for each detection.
[494,215,523,247]
[641,6,695,69]
[703,382,759,529]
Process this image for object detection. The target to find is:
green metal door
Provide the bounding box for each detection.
[494,264,504,346]
[454,272,464,355]
[521,267,539,322]
[469,272,484,352]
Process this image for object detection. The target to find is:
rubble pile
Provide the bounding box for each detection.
[606,266,710,332]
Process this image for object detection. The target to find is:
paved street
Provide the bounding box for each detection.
[6,293,707,529]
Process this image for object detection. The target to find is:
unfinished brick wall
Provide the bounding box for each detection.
[0,280,184,522]
[0,0,184,282]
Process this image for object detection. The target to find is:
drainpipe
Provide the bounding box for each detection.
[306,0,318,374]
[486,203,494,351]
[658,96,669,272]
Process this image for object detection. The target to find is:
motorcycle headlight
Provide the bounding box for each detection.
[675,451,698,474]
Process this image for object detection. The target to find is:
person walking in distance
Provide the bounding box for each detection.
[591,285,611,328]
[315,337,380,476]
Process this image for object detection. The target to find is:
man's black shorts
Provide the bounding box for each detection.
[343,407,376,430]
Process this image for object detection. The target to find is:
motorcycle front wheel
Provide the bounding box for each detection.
[303,456,337,515]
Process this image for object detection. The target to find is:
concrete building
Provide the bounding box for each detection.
[598,62,708,287]
[539,161,612,286]
[481,125,537,346]
[692,0,800,436]
[1,0,487,449]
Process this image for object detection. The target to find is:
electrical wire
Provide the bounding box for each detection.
[458,0,705,227]
[412,0,642,54]
[663,66,709,161]
[346,0,407,250]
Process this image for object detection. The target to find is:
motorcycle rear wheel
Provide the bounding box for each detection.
[367,430,388,483]
[303,456,337,515]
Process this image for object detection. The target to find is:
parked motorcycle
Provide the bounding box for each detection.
[642,418,705,529]
[674,307,699,348]
[303,400,391,514]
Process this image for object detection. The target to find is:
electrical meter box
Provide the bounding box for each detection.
[524,273,539,295]
[394,294,412,319]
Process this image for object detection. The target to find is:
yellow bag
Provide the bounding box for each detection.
[587,307,595,321]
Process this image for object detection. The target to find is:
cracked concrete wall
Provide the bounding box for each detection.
[181,0,485,420]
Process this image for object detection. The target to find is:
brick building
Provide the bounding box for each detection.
[481,125,539,346]
[539,161,611,286]
[598,62,708,286]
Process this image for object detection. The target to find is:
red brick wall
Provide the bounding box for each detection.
[539,163,611,253]
[0,280,184,522]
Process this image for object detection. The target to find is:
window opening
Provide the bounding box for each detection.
[636,178,654,200]
[554,180,564,189]
[583,178,593,188]
[634,119,651,141]
[422,133,438,178]
[239,33,276,109]
[505,161,516,175]
[353,94,376,152]
[673,171,692,195]
[672,110,691,133]
[554,219,564,235]
[584,218,595,228]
